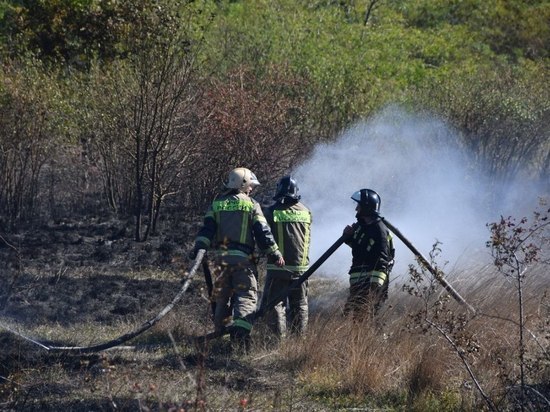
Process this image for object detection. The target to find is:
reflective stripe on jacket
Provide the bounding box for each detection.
[346,218,392,285]
[195,191,281,259]
[349,270,387,286]
[265,201,311,274]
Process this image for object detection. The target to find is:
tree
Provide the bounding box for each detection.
[81,0,208,240]
[0,0,142,65]
[191,65,309,209]
[410,63,550,186]
[487,200,550,409]
[0,59,62,229]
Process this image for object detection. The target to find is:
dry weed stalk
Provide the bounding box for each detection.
[401,200,550,411]
[486,200,550,410]
[403,241,497,411]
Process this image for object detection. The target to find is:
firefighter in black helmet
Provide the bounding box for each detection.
[262,175,312,339]
[342,189,394,317]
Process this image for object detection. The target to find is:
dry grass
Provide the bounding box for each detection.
[273,265,549,411]
[0,221,548,411]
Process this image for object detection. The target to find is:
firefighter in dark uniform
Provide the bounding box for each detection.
[190,167,284,351]
[262,176,312,339]
[343,188,394,317]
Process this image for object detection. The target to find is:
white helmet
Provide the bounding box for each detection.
[224,167,261,192]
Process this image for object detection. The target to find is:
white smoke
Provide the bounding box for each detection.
[294,106,547,284]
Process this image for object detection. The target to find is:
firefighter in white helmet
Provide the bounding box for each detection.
[342,189,394,318]
[189,167,284,352]
[261,175,312,340]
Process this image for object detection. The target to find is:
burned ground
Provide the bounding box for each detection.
[3,217,547,411]
[0,218,336,411]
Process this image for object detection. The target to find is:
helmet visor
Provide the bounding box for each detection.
[249,172,260,187]
[351,190,361,203]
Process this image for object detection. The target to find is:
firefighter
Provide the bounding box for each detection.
[189,167,284,351]
[261,175,312,339]
[343,189,394,318]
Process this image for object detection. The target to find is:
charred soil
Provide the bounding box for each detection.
[0,217,327,411]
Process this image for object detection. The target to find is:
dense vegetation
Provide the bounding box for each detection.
[0,0,548,236]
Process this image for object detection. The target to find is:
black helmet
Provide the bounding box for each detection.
[351,189,381,216]
[273,175,300,201]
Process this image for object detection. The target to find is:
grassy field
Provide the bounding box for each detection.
[0,219,548,411]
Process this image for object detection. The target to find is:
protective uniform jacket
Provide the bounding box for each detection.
[264,201,312,274]
[194,190,282,261]
[346,217,394,287]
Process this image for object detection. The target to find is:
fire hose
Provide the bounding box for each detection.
[381,217,475,313]
[195,217,474,344]
[194,231,350,344]
[1,218,474,352]
[0,249,206,353]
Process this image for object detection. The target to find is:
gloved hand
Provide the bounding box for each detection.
[272,251,285,267]
[343,225,355,237]
[188,248,199,260]
[275,255,285,267]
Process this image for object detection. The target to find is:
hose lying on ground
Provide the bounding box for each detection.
[0,249,206,353]
[1,217,474,352]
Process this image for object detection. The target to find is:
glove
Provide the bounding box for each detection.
[188,248,199,260]
[271,251,285,267]
[343,225,355,237]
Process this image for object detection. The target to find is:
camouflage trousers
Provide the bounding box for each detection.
[261,271,308,339]
[210,258,258,342]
